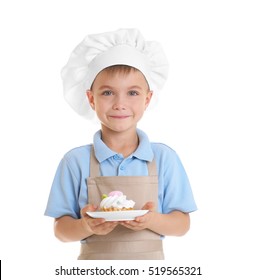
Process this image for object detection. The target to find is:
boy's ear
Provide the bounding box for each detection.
[86,90,95,110]
[145,90,153,108]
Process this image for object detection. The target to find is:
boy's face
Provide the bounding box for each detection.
[87,69,152,134]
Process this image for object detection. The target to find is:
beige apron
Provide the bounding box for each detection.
[78,146,164,260]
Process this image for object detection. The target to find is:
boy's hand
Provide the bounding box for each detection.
[80,204,118,235]
[119,201,155,231]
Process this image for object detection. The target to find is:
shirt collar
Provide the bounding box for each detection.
[93,130,116,162]
[133,129,154,162]
[93,129,154,163]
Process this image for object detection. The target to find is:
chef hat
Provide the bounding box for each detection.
[61,28,169,118]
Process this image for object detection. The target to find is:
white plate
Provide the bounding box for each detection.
[86,210,149,221]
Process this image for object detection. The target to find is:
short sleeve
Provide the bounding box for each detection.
[159,147,197,214]
[44,157,81,219]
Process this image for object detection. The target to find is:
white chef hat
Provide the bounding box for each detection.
[61,28,169,118]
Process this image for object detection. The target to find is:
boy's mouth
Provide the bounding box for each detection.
[109,115,131,119]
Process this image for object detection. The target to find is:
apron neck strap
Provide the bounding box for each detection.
[89,145,100,177]
[90,145,157,177]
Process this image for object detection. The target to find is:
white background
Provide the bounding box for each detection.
[0,0,255,279]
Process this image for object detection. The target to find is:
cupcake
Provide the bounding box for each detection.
[100,191,135,211]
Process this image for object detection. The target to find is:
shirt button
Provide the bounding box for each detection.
[113,154,119,160]
[120,165,125,170]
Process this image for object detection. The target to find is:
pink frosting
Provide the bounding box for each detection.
[108,191,123,197]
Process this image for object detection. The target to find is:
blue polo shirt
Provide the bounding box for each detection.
[44,129,197,219]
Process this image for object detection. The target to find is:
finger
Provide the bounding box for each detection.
[135,215,146,222]
[90,220,118,230]
[120,220,139,227]
[80,204,98,217]
[120,222,142,231]
[142,201,155,211]
[89,218,106,226]
[119,221,133,229]
[92,221,118,235]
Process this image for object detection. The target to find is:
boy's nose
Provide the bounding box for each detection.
[113,103,126,110]
[112,96,126,110]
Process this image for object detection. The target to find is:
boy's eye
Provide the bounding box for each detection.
[128,90,139,96]
[102,90,113,96]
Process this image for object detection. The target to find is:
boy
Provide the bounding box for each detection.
[45,29,197,259]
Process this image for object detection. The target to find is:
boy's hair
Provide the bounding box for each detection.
[91,64,150,90]
[103,64,138,75]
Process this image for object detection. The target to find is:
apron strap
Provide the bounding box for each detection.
[147,158,158,176]
[90,145,157,177]
[89,145,100,177]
